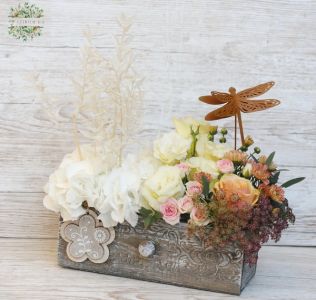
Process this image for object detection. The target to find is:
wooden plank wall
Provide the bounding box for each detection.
[0,0,315,248]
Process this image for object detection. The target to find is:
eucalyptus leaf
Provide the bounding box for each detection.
[281,177,305,188]
[202,175,210,197]
[269,171,280,185]
[265,151,275,166]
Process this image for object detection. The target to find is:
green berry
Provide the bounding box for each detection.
[220,128,228,135]
[254,147,261,154]
[209,126,218,135]
[240,145,248,152]
[219,137,226,143]
[208,133,214,141]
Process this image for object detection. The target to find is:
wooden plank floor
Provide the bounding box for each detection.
[0,239,315,300]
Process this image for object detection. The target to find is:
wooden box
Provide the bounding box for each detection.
[58,217,256,295]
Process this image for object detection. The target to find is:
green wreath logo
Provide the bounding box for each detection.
[8,2,44,41]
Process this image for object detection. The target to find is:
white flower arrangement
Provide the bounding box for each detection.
[43,115,230,226]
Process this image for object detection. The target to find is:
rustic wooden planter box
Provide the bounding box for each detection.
[58,217,256,295]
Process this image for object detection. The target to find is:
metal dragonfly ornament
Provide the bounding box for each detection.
[199,81,280,149]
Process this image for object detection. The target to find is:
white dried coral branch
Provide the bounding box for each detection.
[32,15,144,168]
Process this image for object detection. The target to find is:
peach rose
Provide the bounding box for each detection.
[178,196,193,213]
[160,198,180,225]
[214,174,259,206]
[190,206,210,226]
[216,159,234,174]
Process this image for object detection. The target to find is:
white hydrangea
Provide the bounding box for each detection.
[95,153,160,227]
[43,144,107,221]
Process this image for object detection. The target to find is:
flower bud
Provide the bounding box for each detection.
[207,133,214,141]
[242,163,252,178]
[219,137,226,143]
[240,145,248,152]
[258,155,267,164]
[209,126,218,135]
[244,135,254,147]
[254,147,261,154]
[220,128,228,135]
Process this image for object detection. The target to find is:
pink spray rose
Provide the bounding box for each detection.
[190,206,210,226]
[178,196,194,214]
[160,198,180,225]
[216,159,234,174]
[176,162,190,178]
[185,181,203,198]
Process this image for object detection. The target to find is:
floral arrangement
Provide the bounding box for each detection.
[43,116,304,264]
[40,17,304,265]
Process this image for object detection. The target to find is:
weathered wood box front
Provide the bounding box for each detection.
[58,214,256,295]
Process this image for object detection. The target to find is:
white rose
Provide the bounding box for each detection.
[43,144,107,221]
[173,117,216,138]
[153,130,191,164]
[187,156,219,177]
[196,133,231,160]
[141,166,185,211]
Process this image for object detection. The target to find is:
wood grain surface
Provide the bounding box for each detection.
[0,0,315,299]
[1,239,316,300]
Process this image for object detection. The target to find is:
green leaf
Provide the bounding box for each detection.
[265,151,275,166]
[269,171,280,185]
[143,216,153,228]
[281,177,305,188]
[270,199,286,213]
[202,175,210,197]
[139,207,162,228]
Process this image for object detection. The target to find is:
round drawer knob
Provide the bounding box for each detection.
[138,240,155,257]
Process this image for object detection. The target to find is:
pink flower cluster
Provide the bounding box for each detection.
[160,198,181,225]
[160,196,194,225]
[160,180,210,226]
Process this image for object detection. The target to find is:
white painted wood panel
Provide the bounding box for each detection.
[0,0,315,297]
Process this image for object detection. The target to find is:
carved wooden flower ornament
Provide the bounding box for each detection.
[60,210,115,263]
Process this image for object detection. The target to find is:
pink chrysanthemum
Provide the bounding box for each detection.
[224,150,247,163]
[267,185,285,203]
[251,162,270,182]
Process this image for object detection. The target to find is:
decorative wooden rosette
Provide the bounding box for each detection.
[60,210,115,264]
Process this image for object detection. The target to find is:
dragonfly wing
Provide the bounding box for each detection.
[205,102,236,121]
[240,99,280,113]
[238,81,275,99]
[199,91,231,105]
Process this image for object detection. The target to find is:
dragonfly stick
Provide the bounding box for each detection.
[237,111,245,146]
[234,114,237,150]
